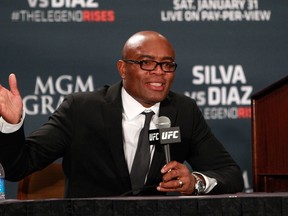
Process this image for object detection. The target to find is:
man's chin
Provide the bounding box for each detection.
[147,95,167,104]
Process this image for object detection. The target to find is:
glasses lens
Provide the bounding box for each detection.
[162,62,176,72]
[140,60,176,72]
[140,60,156,70]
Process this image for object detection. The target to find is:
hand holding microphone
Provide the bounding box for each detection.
[150,116,197,195]
[158,161,196,195]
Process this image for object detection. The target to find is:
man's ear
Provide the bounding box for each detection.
[117,60,126,79]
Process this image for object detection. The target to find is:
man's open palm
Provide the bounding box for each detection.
[0,74,23,124]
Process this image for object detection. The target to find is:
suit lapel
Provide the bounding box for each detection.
[103,83,131,190]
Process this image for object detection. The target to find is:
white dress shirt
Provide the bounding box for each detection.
[121,87,160,173]
[0,112,25,133]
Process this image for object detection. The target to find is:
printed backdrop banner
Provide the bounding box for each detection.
[0,0,287,198]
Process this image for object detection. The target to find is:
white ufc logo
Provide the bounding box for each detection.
[161,131,179,140]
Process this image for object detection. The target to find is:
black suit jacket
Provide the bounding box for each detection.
[0,82,244,197]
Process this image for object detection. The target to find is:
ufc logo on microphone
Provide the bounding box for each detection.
[149,133,159,141]
[148,127,181,145]
[161,131,179,140]
[159,127,181,144]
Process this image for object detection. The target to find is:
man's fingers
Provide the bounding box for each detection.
[161,161,178,173]
[9,73,20,96]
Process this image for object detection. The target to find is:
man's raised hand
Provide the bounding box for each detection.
[0,73,23,124]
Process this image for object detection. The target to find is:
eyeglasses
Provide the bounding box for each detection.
[122,59,177,72]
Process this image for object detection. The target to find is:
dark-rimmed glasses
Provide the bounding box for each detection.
[122,59,177,72]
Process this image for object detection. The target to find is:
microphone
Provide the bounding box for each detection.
[157,116,172,163]
[148,116,181,163]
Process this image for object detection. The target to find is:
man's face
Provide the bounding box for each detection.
[118,34,175,107]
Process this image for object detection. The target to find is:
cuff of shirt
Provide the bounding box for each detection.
[0,112,25,134]
[193,171,218,194]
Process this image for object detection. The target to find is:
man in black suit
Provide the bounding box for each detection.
[0,31,244,197]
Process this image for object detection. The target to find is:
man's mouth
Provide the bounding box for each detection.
[147,82,166,91]
[150,82,164,87]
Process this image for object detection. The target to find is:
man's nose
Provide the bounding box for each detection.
[151,63,165,75]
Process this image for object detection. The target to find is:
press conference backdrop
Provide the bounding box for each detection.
[0,0,287,198]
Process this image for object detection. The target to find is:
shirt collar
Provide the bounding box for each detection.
[121,87,160,120]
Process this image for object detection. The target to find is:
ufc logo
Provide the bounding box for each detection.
[149,133,159,141]
[161,131,179,140]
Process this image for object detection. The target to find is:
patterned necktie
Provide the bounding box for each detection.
[130,111,154,194]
